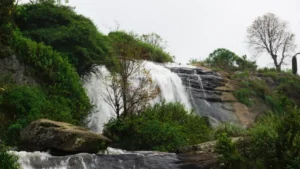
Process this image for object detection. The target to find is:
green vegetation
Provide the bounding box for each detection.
[216,108,300,169]
[203,47,300,169]
[205,48,257,71]
[215,133,241,169]
[104,102,210,152]
[0,0,174,149]
[14,1,112,76]
[0,145,20,169]
[2,1,300,169]
[0,0,15,57]
[108,31,173,63]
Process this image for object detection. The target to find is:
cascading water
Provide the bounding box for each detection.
[15,62,240,169]
[13,149,205,169]
[83,66,116,133]
[84,61,191,133]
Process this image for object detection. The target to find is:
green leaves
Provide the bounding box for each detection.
[205,48,257,71]
[0,147,20,169]
[14,2,112,76]
[104,102,211,152]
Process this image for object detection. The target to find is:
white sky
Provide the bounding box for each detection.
[23,0,300,68]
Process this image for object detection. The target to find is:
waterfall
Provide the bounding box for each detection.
[83,61,191,133]
[143,62,191,109]
[83,66,116,133]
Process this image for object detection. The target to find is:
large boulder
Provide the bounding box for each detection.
[20,119,111,154]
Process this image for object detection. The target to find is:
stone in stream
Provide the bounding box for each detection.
[19,119,111,155]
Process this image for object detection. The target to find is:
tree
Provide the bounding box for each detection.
[140,33,167,50]
[247,13,296,71]
[205,48,257,70]
[102,32,159,118]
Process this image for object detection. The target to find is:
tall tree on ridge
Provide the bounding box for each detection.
[247,13,296,71]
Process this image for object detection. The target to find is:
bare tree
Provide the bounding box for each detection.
[247,13,296,71]
[102,34,159,118]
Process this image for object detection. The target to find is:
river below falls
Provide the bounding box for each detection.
[13,148,209,169]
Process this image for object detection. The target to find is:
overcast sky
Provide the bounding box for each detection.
[23,0,300,68]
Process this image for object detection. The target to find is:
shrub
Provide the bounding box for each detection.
[234,88,253,106]
[215,133,242,169]
[12,33,91,125]
[205,48,256,71]
[214,123,247,138]
[0,146,20,169]
[14,2,112,76]
[103,102,210,152]
[108,31,173,63]
[0,86,46,144]
[247,108,300,169]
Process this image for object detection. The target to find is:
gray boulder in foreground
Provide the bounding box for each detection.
[20,119,110,154]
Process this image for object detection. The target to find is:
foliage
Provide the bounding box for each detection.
[0,0,15,57]
[205,48,257,71]
[108,31,173,63]
[139,32,167,50]
[246,108,300,169]
[0,32,92,145]
[14,2,112,76]
[0,86,46,144]
[215,133,242,169]
[103,102,211,152]
[234,88,253,106]
[213,123,247,138]
[0,146,20,169]
[103,31,159,117]
[12,32,91,124]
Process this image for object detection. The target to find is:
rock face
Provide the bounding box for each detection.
[170,67,251,126]
[20,119,111,154]
[0,55,36,85]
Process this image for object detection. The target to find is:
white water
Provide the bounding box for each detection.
[83,66,116,133]
[84,61,191,133]
[12,147,127,169]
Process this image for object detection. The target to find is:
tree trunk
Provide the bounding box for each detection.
[272,55,281,72]
[276,65,281,72]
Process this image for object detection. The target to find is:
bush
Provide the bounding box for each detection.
[12,33,91,124]
[0,86,46,144]
[234,88,253,106]
[0,146,20,169]
[0,32,92,145]
[108,31,173,63]
[205,48,256,71]
[215,133,242,169]
[103,102,210,152]
[244,108,300,169]
[214,123,247,138]
[14,2,112,76]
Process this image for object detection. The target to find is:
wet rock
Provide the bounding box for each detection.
[20,119,111,154]
[169,67,239,125]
